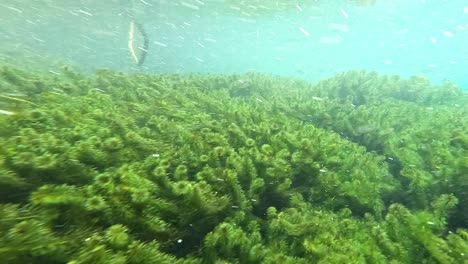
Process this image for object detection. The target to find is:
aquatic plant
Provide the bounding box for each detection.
[0,65,466,263]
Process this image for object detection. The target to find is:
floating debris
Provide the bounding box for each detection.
[340,8,349,18]
[298,27,310,37]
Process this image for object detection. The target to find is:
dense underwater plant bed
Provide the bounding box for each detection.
[0,66,467,263]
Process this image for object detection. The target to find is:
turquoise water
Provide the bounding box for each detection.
[1,1,468,263]
[1,0,467,88]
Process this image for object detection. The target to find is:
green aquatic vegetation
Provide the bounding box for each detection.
[33,152,58,170]
[0,204,73,263]
[31,184,85,206]
[103,137,124,151]
[285,70,467,217]
[2,219,65,259]
[172,181,194,197]
[84,195,108,212]
[174,164,189,181]
[0,66,466,263]
[105,224,130,249]
[203,220,267,263]
[0,94,40,108]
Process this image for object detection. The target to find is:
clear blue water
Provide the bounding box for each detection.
[1,0,467,88]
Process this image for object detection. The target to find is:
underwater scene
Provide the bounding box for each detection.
[0,0,467,263]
